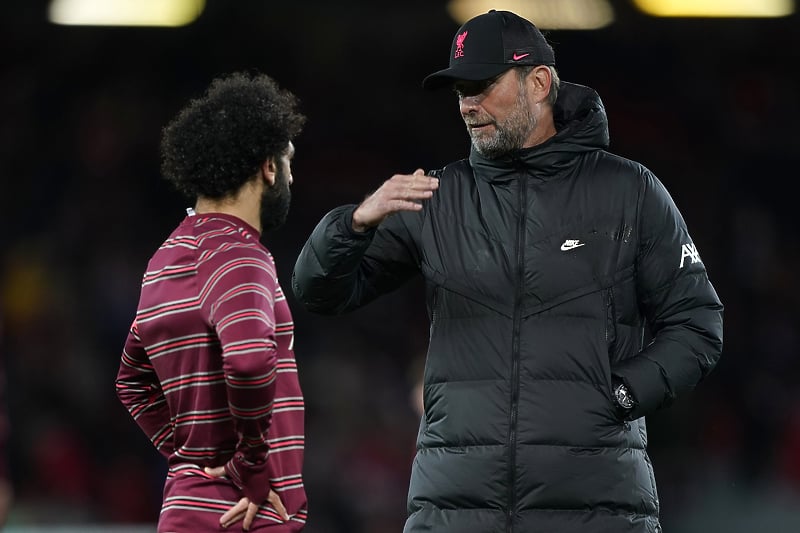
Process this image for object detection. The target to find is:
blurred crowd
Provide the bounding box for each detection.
[1,2,799,531]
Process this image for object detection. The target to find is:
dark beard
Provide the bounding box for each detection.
[259,163,291,234]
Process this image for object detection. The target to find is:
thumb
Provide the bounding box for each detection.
[204,466,226,478]
[413,168,425,176]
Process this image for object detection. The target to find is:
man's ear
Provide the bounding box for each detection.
[261,158,277,187]
[532,66,553,104]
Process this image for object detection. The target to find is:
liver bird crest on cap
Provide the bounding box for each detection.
[454,31,468,59]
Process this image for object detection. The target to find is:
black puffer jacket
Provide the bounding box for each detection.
[292,83,723,533]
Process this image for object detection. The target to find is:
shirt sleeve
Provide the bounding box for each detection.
[611,171,724,420]
[204,250,279,504]
[115,320,175,457]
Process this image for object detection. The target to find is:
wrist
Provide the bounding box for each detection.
[350,206,371,233]
[613,381,636,412]
[225,452,271,503]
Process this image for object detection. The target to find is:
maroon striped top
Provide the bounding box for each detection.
[116,213,307,531]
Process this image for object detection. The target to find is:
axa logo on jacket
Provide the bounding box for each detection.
[680,242,702,268]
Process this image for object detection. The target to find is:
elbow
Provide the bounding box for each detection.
[698,309,724,378]
[224,349,278,383]
[291,276,348,316]
[114,379,131,404]
[706,331,723,375]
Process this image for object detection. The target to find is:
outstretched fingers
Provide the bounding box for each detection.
[220,497,249,529]
[241,501,260,531]
[351,169,439,231]
[401,168,439,200]
[268,489,290,521]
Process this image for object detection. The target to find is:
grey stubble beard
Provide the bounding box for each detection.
[469,84,536,159]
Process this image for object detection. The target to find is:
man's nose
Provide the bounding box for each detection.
[459,95,481,114]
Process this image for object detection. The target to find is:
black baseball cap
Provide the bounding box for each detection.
[422,10,555,90]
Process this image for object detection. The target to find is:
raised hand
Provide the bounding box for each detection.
[351,168,439,232]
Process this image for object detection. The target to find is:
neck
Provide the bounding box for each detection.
[194,179,262,233]
[522,106,557,149]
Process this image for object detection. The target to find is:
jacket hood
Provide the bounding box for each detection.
[469,82,610,180]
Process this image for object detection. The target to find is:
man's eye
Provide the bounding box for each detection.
[454,85,478,97]
[454,78,496,98]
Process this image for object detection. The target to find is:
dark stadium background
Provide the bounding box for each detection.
[1,1,799,531]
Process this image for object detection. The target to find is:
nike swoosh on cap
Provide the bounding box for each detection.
[512,53,530,61]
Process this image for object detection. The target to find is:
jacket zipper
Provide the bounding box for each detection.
[604,286,617,394]
[430,286,439,337]
[604,287,616,354]
[506,173,527,533]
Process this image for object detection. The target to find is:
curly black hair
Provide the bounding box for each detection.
[160,72,306,200]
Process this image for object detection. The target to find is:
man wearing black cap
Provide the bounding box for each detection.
[293,9,723,533]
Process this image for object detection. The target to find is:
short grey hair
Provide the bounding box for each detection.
[516,65,560,107]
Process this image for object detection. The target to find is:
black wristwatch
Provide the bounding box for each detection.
[613,382,636,411]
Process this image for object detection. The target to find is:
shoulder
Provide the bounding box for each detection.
[588,150,650,182]
[194,218,273,270]
[427,158,473,199]
[418,159,472,217]
[580,150,666,198]
[429,158,471,180]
